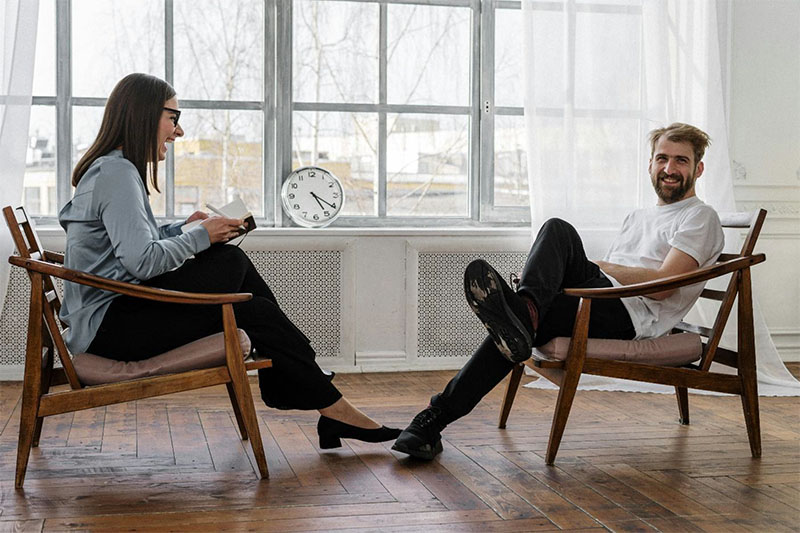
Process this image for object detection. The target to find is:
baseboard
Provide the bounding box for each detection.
[0,364,24,381]
[773,329,800,362]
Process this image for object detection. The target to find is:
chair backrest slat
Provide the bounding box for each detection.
[694,208,766,371]
[3,206,83,389]
[700,288,726,302]
[674,321,713,338]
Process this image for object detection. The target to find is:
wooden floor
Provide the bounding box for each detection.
[2,366,799,532]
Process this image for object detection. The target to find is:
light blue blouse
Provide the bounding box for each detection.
[58,150,211,355]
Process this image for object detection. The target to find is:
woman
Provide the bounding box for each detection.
[59,73,399,448]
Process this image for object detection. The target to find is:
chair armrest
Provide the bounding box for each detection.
[8,256,252,305]
[563,254,765,299]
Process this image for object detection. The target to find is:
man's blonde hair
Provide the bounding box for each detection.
[649,123,711,165]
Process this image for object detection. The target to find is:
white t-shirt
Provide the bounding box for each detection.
[601,196,724,339]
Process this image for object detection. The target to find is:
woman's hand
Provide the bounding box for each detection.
[201,216,245,244]
[185,210,209,224]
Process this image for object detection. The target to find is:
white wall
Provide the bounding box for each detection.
[729,0,800,360]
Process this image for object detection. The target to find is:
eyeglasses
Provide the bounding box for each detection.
[163,107,181,128]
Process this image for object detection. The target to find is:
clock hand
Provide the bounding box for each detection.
[310,191,337,209]
[310,191,326,210]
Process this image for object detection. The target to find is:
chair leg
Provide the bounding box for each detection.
[222,306,269,478]
[228,370,269,478]
[675,386,689,425]
[33,345,55,447]
[737,268,761,458]
[226,382,248,440]
[545,364,581,465]
[544,297,591,465]
[17,279,45,489]
[740,375,761,458]
[498,364,524,429]
[15,391,38,489]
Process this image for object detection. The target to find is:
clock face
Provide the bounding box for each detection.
[281,166,345,228]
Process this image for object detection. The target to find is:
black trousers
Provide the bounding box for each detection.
[430,218,635,424]
[88,244,342,411]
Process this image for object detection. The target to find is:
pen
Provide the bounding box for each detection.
[206,203,247,231]
[205,203,227,217]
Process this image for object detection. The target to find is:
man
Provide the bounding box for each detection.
[393,122,725,460]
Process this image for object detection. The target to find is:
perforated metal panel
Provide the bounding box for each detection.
[0,266,32,365]
[248,250,341,359]
[417,252,528,358]
[0,250,342,366]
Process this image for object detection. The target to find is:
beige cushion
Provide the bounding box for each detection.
[534,332,702,366]
[72,330,251,386]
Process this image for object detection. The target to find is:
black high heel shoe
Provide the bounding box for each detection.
[317,416,402,449]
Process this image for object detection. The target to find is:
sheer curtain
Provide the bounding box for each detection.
[521,0,799,395]
[0,0,39,319]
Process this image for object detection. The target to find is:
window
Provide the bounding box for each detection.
[24,0,640,227]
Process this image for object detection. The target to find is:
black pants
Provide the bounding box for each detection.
[430,218,635,424]
[88,244,342,411]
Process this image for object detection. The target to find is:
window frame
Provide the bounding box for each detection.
[27,0,641,228]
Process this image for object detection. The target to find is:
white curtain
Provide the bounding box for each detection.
[521,0,799,395]
[0,0,39,319]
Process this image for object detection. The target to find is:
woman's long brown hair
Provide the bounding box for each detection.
[71,73,176,194]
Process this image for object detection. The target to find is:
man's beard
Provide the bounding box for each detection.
[653,171,694,204]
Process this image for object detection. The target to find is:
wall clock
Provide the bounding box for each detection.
[281,166,345,228]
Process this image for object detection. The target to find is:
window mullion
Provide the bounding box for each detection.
[164,0,175,218]
[378,3,387,217]
[264,0,276,225]
[479,0,494,220]
[56,0,72,211]
[276,0,292,227]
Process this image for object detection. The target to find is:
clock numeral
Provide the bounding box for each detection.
[308,171,316,177]
[302,211,307,217]
[293,204,299,210]
[332,192,340,199]
[288,193,295,199]
[291,183,298,189]
[324,211,330,217]
[313,214,319,221]
[328,182,333,188]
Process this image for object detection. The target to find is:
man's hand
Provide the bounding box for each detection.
[201,216,245,244]
[185,210,209,224]
[596,247,699,300]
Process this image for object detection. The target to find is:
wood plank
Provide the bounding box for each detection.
[0,519,44,533]
[434,443,543,520]
[265,418,339,488]
[347,440,438,503]
[557,461,676,520]
[465,445,596,529]
[198,410,254,474]
[0,370,797,531]
[100,403,136,455]
[166,407,212,467]
[501,451,652,526]
[64,407,104,448]
[695,476,800,531]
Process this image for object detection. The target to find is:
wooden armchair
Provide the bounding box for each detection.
[498,209,767,464]
[3,206,272,488]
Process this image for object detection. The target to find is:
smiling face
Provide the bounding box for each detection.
[648,138,704,205]
[157,97,184,161]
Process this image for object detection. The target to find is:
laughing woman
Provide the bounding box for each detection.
[59,73,400,448]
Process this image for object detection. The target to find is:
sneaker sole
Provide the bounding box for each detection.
[391,439,443,460]
[464,259,532,363]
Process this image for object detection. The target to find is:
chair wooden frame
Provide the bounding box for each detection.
[4,206,273,488]
[498,209,768,465]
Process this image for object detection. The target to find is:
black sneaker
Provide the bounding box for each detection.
[391,406,446,460]
[464,259,535,363]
